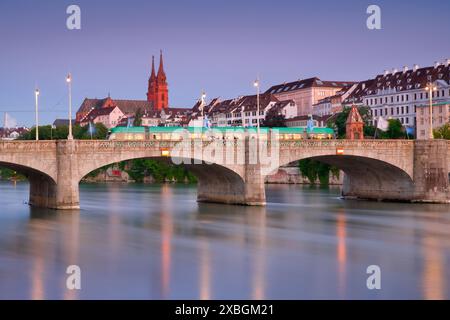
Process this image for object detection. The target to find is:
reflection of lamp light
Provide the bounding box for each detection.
[336,148,344,155]
[161,149,170,157]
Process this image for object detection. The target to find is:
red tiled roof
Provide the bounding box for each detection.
[80,106,121,123]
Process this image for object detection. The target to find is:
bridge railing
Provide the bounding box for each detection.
[0,140,57,152]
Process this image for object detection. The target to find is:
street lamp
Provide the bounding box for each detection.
[425,82,437,140]
[34,88,39,141]
[253,78,260,136]
[66,73,73,140]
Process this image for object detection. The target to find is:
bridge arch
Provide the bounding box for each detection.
[0,161,57,208]
[274,154,415,201]
[78,154,248,205]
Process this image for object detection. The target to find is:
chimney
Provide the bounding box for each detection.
[403,66,409,73]
[362,83,366,90]
[434,61,440,68]
[384,70,390,76]
[413,64,419,71]
[392,68,398,74]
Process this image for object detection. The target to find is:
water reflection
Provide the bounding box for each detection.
[160,184,173,299]
[0,182,450,299]
[336,209,347,298]
[420,210,447,300]
[250,208,267,300]
[199,238,211,300]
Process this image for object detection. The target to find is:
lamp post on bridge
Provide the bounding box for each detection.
[34,88,39,141]
[425,79,437,140]
[253,78,260,137]
[66,73,74,140]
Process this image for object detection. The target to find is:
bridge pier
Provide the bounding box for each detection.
[411,140,450,203]
[53,140,80,210]
[28,173,57,209]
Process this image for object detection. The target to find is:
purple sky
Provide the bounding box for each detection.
[0,0,449,126]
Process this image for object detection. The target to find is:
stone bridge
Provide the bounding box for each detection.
[0,139,448,209]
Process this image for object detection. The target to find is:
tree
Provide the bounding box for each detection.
[262,113,286,127]
[133,108,143,127]
[375,119,406,139]
[298,159,339,186]
[434,123,450,139]
[19,123,108,140]
[384,119,404,139]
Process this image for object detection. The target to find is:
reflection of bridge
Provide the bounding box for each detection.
[0,139,449,209]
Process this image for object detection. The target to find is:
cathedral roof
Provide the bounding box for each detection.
[77,98,155,121]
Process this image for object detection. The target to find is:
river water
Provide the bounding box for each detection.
[0,181,449,299]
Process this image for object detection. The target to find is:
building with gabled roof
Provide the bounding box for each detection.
[79,106,124,128]
[265,77,356,116]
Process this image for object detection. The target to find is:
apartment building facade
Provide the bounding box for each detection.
[343,60,450,136]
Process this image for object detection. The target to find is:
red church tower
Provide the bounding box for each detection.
[147,50,168,111]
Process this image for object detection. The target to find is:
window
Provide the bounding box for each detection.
[406,117,409,124]
[406,106,409,114]
[401,106,404,114]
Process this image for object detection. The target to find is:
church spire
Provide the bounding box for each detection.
[150,55,156,81]
[157,50,166,81]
